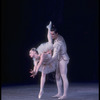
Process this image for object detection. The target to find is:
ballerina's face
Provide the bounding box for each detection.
[29,50,38,59]
[50,31,58,40]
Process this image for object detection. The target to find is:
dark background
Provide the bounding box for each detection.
[1,0,99,85]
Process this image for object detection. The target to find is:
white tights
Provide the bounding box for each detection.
[56,60,69,96]
[39,73,46,93]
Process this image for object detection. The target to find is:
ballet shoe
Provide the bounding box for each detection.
[46,21,52,29]
[58,95,67,100]
[38,91,44,99]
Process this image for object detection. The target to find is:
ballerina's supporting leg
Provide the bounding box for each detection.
[38,73,46,99]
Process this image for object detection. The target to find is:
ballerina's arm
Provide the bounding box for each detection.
[29,59,37,74]
[30,55,44,78]
[35,53,45,74]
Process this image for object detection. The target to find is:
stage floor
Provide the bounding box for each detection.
[1,83,99,100]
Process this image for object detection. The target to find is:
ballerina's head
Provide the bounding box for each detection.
[29,48,39,59]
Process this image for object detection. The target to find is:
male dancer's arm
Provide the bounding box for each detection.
[47,43,61,64]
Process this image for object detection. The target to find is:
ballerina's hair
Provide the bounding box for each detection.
[30,48,38,54]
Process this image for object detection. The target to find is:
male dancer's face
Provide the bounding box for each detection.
[50,31,58,40]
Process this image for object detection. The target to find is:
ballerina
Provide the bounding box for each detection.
[29,21,57,99]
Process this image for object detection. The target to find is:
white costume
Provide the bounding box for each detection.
[46,24,70,99]
[32,21,57,74]
[53,35,69,62]
[33,50,56,74]
[37,42,53,55]
[47,34,70,68]
[30,21,69,99]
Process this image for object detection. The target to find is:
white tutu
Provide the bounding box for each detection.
[38,54,57,74]
[37,42,53,54]
[34,42,56,74]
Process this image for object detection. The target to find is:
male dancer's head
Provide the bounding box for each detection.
[50,25,58,40]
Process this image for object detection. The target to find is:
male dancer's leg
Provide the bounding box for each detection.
[52,64,62,97]
[58,60,69,99]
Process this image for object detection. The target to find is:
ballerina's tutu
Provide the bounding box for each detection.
[36,42,56,74]
[38,52,57,74]
[37,42,53,54]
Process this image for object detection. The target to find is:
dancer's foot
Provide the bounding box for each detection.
[58,95,67,100]
[46,21,52,29]
[38,91,44,99]
[52,93,62,98]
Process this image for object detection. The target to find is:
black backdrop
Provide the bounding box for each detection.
[1,0,99,85]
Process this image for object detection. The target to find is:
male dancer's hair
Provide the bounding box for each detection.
[51,25,58,34]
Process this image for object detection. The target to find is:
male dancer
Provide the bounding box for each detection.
[46,22,70,99]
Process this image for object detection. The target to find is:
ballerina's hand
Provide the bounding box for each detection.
[30,71,36,78]
[29,69,34,74]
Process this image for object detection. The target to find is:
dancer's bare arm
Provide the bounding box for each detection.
[30,59,37,73]
[35,53,45,74]
[30,54,44,78]
[47,43,61,64]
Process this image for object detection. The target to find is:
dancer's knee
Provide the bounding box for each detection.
[56,73,61,80]
[61,74,68,80]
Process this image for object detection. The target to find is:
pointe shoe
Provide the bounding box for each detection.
[38,91,44,99]
[46,21,52,29]
[52,94,62,98]
[58,95,67,100]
